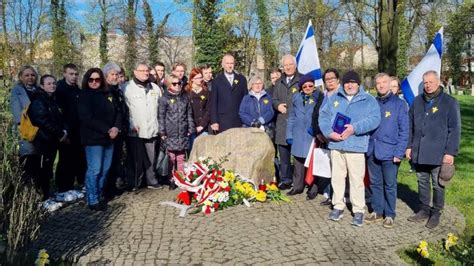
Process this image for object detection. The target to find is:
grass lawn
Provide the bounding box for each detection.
[398,95,474,264]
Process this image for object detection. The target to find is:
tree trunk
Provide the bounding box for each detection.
[377,0,398,75]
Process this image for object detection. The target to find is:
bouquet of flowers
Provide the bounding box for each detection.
[171,155,290,215]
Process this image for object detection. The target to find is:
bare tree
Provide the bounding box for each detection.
[1,0,48,77]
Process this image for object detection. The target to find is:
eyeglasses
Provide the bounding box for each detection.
[302,84,314,89]
[171,82,181,86]
[88,77,101,83]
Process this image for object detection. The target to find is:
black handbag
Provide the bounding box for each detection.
[155,141,169,177]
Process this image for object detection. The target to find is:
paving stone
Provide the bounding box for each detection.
[30,189,465,264]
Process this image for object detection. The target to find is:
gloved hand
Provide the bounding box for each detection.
[258,117,265,125]
[286,138,293,145]
[307,127,314,136]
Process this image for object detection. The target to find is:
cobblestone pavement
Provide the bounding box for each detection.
[32,187,465,265]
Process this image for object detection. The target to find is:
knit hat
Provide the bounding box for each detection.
[438,163,455,187]
[342,70,361,85]
[298,74,315,88]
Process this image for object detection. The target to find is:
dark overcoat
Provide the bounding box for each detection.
[272,72,302,145]
[408,91,461,165]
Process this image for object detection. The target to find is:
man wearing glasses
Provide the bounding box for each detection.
[123,62,163,191]
[272,55,301,190]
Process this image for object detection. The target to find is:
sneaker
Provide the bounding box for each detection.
[55,191,77,202]
[407,210,430,223]
[425,212,441,229]
[352,212,364,227]
[383,217,394,228]
[329,209,344,221]
[365,212,383,224]
[42,199,63,212]
[147,183,163,190]
[69,190,85,199]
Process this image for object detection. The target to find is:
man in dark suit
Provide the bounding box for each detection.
[210,54,248,133]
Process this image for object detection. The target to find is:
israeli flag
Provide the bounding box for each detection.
[296,20,323,87]
[401,27,443,105]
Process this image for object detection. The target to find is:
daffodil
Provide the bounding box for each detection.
[445,233,459,250]
[417,240,429,258]
[35,249,50,266]
[255,190,267,202]
[266,184,278,191]
[223,171,235,182]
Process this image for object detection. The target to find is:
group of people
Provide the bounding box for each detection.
[11,53,460,230]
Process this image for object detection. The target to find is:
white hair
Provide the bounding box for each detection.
[281,54,296,65]
[103,62,121,76]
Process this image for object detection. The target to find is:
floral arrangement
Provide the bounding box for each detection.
[172,156,290,215]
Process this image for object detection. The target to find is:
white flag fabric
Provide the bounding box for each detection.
[401,27,443,105]
[296,20,323,87]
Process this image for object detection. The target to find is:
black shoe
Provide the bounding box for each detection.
[147,183,163,190]
[169,182,177,190]
[88,203,106,211]
[320,198,332,206]
[425,212,441,229]
[407,210,430,222]
[306,193,317,200]
[286,189,303,196]
[278,182,292,190]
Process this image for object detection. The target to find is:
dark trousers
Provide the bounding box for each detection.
[20,145,57,200]
[367,155,399,218]
[292,156,306,191]
[278,144,292,184]
[55,140,86,192]
[105,137,125,195]
[307,177,332,197]
[415,164,444,213]
[126,137,159,189]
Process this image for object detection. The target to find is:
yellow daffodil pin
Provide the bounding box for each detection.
[291,87,298,93]
[263,99,269,104]
[234,79,239,85]
[334,101,339,107]
[170,99,175,104]
[309,98,314,104]
[385,111,391,118]
[107,96,113,102]
[432,106,438,113]
[200,95,206,100]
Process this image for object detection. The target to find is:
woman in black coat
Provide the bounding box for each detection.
[185,68,210,150]
[28,75,68,203]
[77,68,122,211]
[158,74,195,175]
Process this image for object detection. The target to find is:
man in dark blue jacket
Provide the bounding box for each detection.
[365,73,409,229]
[210,54,248,133]
[406,70,461,229]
